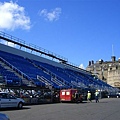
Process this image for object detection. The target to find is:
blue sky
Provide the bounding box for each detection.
[0,0,120,69]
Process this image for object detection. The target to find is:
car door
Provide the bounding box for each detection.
[7,94,18,107]
[0,93,10,108]
[8,94,18,107]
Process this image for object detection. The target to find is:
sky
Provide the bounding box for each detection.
[0,0,120,69]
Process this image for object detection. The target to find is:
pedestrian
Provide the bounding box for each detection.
[87,91,92,102]
[75,91,79,103]
[95,90,99,103]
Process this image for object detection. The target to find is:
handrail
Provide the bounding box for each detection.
[37,75,53,86]
[31,59,74,87]
[0,57,35,87]
[0,31,68,63]
[0,31,92,74]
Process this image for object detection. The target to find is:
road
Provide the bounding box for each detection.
[1,98,120,120]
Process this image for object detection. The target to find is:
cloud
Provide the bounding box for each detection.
[40,8,61,22]
[0,1,31,31]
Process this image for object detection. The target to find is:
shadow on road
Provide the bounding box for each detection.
[0,107,31,111]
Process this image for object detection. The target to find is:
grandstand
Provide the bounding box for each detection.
[0,31,118,94]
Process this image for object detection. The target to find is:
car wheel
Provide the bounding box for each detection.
[18,102,23,109]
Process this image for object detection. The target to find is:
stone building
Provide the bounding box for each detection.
[86,56,120,89]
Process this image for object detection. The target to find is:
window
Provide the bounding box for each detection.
[0,93,7,99]
[62,92,65,95]
[66,92,70,95]
[8,94,16,99]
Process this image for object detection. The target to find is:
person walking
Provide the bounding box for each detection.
[95,90,99,103]
[87,91,92,102]
[75,91,79,103]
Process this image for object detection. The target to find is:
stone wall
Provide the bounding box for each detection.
[86,58,120,88]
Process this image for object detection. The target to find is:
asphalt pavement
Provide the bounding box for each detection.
[1,98,120,120]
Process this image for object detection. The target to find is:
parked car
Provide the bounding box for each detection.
[107,92,120,98]
[0,113,10,120]
[0,92,25,109]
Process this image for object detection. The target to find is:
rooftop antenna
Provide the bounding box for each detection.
[111,45,116,62]
[112,44,114,56]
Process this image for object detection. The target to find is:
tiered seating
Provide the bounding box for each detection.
[0,50,64,88]
[65,68,113,90]
[0,64,21,85]
[0,50,115,91]
[0,50,43,86]
[31,60,72,89]
[33,60,77,88]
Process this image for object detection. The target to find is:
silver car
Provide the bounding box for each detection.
[0,113,10,120]
[0,92,25,109]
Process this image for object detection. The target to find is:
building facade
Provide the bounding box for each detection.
[86,56,120,89]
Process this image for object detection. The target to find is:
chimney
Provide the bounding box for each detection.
[111,56,116,62]
[91,60,94,64]
[89,61,91,66]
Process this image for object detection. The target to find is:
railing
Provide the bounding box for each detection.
[0,31,92,75]
[0,31,68,63]
[37,75,53,86]
[0,57,35,87]
[51,77,64,86]
[32,60,72,88]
